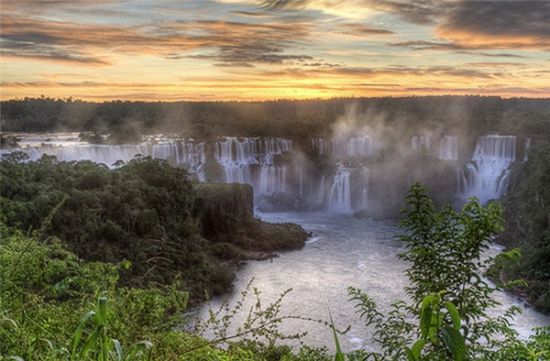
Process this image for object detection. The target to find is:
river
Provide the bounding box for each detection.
[199,211,550,352]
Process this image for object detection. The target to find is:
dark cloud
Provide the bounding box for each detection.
[366,0,453,25]
[261,0,310,10]
[257,64,497,79]
[339,23,394,36]
[0,14,313,67]
[389,40,465,50]
[403,86,550,95]
[262,0,453,24]
[231,10,270,17]
[455,51,529,59]
[186,52,314,67]
[438,1,550,50]
[0,39,108,65]
[465,62,525,68]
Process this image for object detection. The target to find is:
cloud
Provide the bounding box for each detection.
[261,0,309,10]
[455,51,529,59]
[167,20,313,66]
[338,23,394,36]
[0,80,171,88]
[389,40,464,51]
[365,0,453,24]
[1,0,122,17]
[403,86,550,96]
[251,64,498,79]
[0,14,313,67]
[262,0,453,23]
[437,1,550,50]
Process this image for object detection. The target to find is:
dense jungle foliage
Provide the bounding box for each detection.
[2,96,550,141]
[2,184,549,360]
[0,155,307,303]
[496,143,550,313]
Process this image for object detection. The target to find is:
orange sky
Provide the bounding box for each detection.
[1,0,549,101]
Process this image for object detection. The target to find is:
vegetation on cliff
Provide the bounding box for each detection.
[0,155,307,303]
[496,142,550,313]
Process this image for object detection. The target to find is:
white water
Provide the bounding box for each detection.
[200,212,550,352]
[311,135,375,158]
[213,137,291,197]
[0,132,528,211]
[459,135,517,203]
[438,135,458,161]
[327,165,352,213]
[4,134,292,201]
[524,137,532,162]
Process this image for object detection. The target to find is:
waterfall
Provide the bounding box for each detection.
[313,135,375,158]
[411,135,431,151]
[3,132,524,213]
[347,136,375,157]
[524,137,532,162]
[22,143,148,166]
[312,138,329,155]
[438,136,458,160]
[316,175,327,209]
[327,164,352,213]
[358,167,370,210]
[459,135,516,203]
[299,167,304,196]
[213,137,292,198]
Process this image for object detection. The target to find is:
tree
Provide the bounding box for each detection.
[349,184,533,360]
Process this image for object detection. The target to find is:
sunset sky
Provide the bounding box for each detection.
[1,0,549,101]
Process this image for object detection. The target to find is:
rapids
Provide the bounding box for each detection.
[199,212,550,351]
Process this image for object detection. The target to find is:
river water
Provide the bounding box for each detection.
[199,212,550,352]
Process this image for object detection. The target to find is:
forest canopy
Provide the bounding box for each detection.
[2,96,550,141]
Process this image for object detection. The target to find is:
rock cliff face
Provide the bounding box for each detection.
[196,183,308,252]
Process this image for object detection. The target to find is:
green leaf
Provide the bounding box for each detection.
[404,347,416,361]
[329,311,345,361]
[411,339,426,359]
[420,296,434,339]
[96,296,108,326]
[70,310,96,358]
[440,326,466,361]
[80,328,100,358]
[443,301,461,330]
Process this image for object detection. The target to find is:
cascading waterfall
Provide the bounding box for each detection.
[458,135,516,204]
[311,138,329,155]
[347,136,376,157]
[332,136,372,157]
[3,134,292,202]
[2,132,527,213]
[213,137,292,197]
[321,166,369,213]
[327,164,352,213]
[411,135,431,151]
[524,137,531,162]
[358,167,369,210]
[312,135,375,158]
[438,136,458,160]
[23,143,148,166]
[152,141,206,180]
